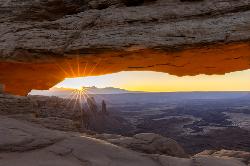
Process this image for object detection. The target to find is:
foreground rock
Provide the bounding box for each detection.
[196,149,250,165]
[0,0,250,95]
[0,115,248,166]
[95,133,187,158]
[0,116,159,166]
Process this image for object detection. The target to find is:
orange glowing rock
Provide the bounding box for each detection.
[0,42,250,96]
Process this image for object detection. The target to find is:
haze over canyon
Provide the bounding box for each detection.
[0,0,250,165]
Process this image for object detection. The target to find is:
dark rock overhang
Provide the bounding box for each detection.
[0,0,250,95]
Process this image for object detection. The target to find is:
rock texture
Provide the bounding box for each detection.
[0,93,249,165]
[0,94,35,115]
[0,115,249,166]
[0,0,250,95]
[0,93,126,132]
[94,133,187,158]
[0,94,84,131]
[196,149,250,165]
[0,115,159,166]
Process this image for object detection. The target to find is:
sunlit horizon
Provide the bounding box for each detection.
[54,69,250,92]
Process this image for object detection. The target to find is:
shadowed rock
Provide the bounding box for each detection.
[0,0,250,95]
[0,116,248,166]
[101,100,108,115]
[95,133,188,158]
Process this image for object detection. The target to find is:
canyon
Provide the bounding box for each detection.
[1,92,250,166]
[1,0,250,165]
[1,114,249,166]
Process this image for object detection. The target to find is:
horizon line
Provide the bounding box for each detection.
[39,87,250,93]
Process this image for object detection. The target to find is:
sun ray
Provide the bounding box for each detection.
[55,63,71,77]
[66,89,79,106]
[73,91,80,110]
[64,87,92,112]
[87,58,102,77]
[66,61,77,78]
[82,62,88,77]
[83,88,107,101]
[76,55,80,77]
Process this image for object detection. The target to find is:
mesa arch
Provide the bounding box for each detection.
[0,0,250,95]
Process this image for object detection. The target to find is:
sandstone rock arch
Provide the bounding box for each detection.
[0,0,250,95]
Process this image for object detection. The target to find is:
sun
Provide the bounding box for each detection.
[76,86,86,91]
[61,86,90,110]
[75,87,89,100]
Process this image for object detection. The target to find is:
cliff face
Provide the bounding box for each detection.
[0,0,250,95]
[0,94,123,132]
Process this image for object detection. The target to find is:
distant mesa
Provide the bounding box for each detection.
[29,86,140,97]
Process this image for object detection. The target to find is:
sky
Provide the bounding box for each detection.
[55,69,250,92]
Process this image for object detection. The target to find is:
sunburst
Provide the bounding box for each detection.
[53,56,107,112]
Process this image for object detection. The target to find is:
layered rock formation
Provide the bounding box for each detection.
[0,0,250,95]
[0,94,35,115]
[0,115,249,166]
[0,93,120,132]
[0,94,83,131]
[94,133,187,158]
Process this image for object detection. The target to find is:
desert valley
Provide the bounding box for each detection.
[1,0,250,165]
